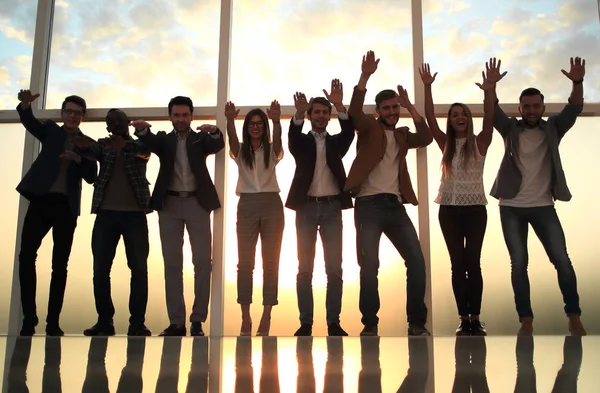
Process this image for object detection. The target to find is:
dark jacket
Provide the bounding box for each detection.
[285,115,355,210]
[135,128,225,212]
[16,105,97,216]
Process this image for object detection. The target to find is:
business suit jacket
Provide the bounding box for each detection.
[344,87,433,205]
[285,116,355,211]
[16,105,98,216]
[135,128,225,212]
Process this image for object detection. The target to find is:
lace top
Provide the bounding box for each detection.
[434,138,487,206]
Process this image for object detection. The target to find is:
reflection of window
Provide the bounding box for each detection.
[423,0,600,103]
[230,0,414,105]
[0,1,38,109]
[46,0,220,108]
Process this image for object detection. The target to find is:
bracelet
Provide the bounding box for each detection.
[573,78,584,84]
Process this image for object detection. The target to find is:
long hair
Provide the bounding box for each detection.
[241,109,271,169]
[441,103,477,178]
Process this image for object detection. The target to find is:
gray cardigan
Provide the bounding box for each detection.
[490,101,583,201]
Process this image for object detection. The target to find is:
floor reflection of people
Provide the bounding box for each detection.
[185,337,209,392]
[155,337,183,393]
[514,336,536,393]
[235,337,281,393]
[6,337,32,393]
[81,336,110,393]
[451,337,490,393]
[551,336,582,393]
[115,337,146,393]
[323,337,344,393]
[296,337,315,393]
[358,337,382,393]
[42,337,62,393]
[396,337,429,393]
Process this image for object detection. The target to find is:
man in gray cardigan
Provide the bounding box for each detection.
[490,57,586,337]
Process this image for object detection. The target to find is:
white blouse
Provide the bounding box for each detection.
[232,143,282,195]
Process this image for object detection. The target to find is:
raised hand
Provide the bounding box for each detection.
[483,57,507,85]
[323,79,343,106]
[196,124,218,133]
[17,89,40,107]
[224,101,239,120]
[130,119,152,131]
[293,92,312,114]
[561,57,585,82]
[59,149,82,164]
[362,50,380,76]
[73,135,96,150]
[419,63,438,85]
[267,100,281,122]
[397,85,413,109]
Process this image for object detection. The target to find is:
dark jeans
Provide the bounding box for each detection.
[354,194,427,326]
[500,206,581,320]
[19,194,77,325]
[92,210,149,326]
[451,337,490,393]
[296,200,343,325]
[439,205,487,316]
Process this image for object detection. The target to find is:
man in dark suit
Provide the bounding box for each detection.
[286,79,355,337]
[16,89,97,336]
[132,96,224,336]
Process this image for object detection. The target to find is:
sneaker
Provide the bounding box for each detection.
[159,324,186,336]
[190,322,205,337]
[128,324,152,336]
[83,323,116,336]
[294,324,312,336]
[455,319,471,336]
[408,323,430,336]
[327,323,348,337]
[470,319,487,336]
[360,324,378,336]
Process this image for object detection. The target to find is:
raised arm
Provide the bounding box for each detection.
[555,57,585,139]
[224,101,241,158]
[349,51,379,132]
[289,92,310,157]
[419,63,446,151]
[131,120,164,155]
[475,58,505,156]
[324,78,355,156]
[487,59,511,137]
[267,100,283,159]
[397,85,433,148]
[16,89,47,141]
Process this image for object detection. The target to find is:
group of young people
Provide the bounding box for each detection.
[14,51,587,338]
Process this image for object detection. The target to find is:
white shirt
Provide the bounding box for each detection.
[232,143,282,195]
[358,129,401,198]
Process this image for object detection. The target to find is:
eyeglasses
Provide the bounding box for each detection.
[248,121,265,128]
[62,109,84,116]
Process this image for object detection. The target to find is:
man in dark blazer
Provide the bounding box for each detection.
[132,96,224,337]
[15,89,97,336]
[286,79,355,337]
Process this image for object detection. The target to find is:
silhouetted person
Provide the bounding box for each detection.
[514,336,536,393]
[116,337,147,393]
[396,337,429,393]
[358,337,382,393]
[6,337,33,393]
[155,337,183,393]
[323,337,344,393]
[185,337,209,392]
[296,337,315,393]
[81,337,109,393]
[551,336,582,393]
[235,337,254,393]
[259,337,280,393]
[452,337,490,393]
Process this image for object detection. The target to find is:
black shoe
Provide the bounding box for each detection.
[455,319,471,336]
[46,324,64,336]
[470,319,487,336]
[128,324,152,336]
[20,317,38,336]
[360,324,378,336]
[328,323,348,336]
[190,322,204,336]
[83,323,116,336]
[159,324,186,336]
[294,324,313,336]
[408,323,430,336]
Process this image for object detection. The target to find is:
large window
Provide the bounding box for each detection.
[46,0,221,109]
[230,0,415,106]
[422,0,600,103]
[0,1,38,109]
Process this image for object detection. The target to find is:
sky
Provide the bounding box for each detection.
[0,0,600,339]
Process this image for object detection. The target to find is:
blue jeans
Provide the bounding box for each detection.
[499,205,581,320]
[296,200,343,325]
[354,194,428,326]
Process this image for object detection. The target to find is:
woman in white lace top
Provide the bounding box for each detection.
[419,58,506,336]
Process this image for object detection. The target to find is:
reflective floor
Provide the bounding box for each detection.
[0,335,598,392]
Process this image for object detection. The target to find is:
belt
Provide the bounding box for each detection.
[306,194,340,203]
[167,190,196,198]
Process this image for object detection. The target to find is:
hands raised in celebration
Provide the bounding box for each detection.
[476,57,507,91]
[224,101,240,120]
[561,57,585,82]
[17,89,40,109]
[267,100,281,122]
[396,85,414,109]
[293,92,313,115]
[419,63,438,85]
[323,79,344,106]
[362,50,380,76]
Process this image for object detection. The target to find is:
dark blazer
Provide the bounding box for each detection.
[16,105,98,216]
[285,115,355,211]
[135,128,225,212]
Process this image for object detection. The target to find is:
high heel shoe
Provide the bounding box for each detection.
[256,318,271,336]
[240,319,252,336]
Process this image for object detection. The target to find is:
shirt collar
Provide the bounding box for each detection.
[310,130,328,139]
